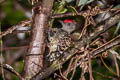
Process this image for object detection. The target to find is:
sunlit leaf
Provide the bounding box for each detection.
[65,0,73,3]
[113,5,120,9]
[78,0,94,10]
[114,21,120,35]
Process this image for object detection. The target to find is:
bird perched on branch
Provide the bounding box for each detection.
[46,19,80,62]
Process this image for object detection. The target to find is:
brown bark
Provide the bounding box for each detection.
[23,0,54,80]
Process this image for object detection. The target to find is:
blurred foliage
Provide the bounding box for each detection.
[1,0,27,28]
[1,0,28,80]
[2,10,26,26]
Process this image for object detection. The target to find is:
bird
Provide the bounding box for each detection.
[46,19,79,62]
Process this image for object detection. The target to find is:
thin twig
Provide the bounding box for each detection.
[0,20,5,80]
[113,54,120,77]
[0,64,24,80]
[63,57,74,77]
[78,17,89,39]
[51,7,113,18]
[0,45,30,51]
[13,30,31,34]
[92,70,114,79]
[59,67,68,80]
[70,56,78,80]
[90,35,120,57]
[100,55,117,76]
[109,49,120,60]
[0,20,31,39]
[88,51,94,80]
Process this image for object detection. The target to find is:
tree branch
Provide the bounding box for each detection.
[23,0,54,80]
[0,64,24,80]
[90,35,120,58]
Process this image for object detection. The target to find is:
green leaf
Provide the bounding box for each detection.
[114,21,120,35]
[2,10,26,26]
[61,0,66,4]
[78,0,88,6]
[78,0,94,6]
[78,0,94,10]
[2,0,13,13]
[113,5,120,10]
[53,1,67,14]
[65,0,73,3]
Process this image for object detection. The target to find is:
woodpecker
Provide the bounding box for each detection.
[46,19,78,62]
[46,28,72,62]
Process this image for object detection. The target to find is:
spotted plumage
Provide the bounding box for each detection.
[46,28,72,62]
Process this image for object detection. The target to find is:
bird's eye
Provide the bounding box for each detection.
[67,23,71,26]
